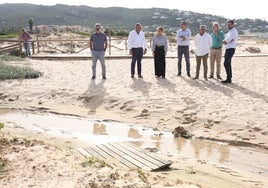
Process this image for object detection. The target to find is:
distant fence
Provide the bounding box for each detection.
[0,39,35,54]
[0,37,154,56]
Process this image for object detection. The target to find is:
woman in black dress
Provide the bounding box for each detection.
[152,27,168,78]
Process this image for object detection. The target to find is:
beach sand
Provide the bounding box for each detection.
[0,36,268,187]
[1,56,267,148]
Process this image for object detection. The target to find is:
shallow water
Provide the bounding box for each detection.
[0,109,267,176]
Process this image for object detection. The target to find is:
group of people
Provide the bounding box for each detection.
[192,20,238,83]
[91,20,237,83]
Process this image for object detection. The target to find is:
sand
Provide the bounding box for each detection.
[1,56,267,147]
[0,35,268,187]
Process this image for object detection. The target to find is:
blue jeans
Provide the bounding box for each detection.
[91,50,106,77]
[224,48,235,81]
[23,42,31,56]
[131,48,144,76]
[177,45,190,74]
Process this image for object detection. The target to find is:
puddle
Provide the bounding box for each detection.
[0,109,267,176]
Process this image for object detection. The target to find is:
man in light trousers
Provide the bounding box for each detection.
[90,23,108,80]
[209,22,225,79]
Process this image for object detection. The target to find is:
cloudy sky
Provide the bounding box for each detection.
[1,0,267,21]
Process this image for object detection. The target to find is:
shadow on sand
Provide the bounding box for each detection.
[79,79,106,114]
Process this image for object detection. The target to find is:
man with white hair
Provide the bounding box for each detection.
[194,25,212,80]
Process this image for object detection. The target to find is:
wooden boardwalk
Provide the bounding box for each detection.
[78,142,172,171]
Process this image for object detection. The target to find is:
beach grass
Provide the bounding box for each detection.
[0,62,42,80]
[0,31,18,39]
[0,54,24,62]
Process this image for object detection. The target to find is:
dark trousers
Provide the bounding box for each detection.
[224,48,235,81]
[177,45,190,74]
[131,48,144,75]
[154,46,166,77]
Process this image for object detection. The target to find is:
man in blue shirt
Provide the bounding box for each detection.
[176,21,191,77]
[222,20,238,84]
[90,23,108,80]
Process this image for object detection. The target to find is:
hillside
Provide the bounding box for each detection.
[0,3,268,34]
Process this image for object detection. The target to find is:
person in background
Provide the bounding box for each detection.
[176,21,191,77]
[152,26,168,79]
[21,29,31,56]
[194,25,212,80]
[209,22,225,79]
[89,23,108,80]
[222,20,238,84]
[127,23,148,78]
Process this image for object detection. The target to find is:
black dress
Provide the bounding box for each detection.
[154,46,166,77]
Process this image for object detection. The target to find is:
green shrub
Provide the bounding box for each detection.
[0,55,23,61]
[9,49,23,57]
[0,31,18,39]
[0,122,4,130]
[0,62,42,80]
[72,31,89,37]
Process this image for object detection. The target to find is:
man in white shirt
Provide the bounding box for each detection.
[176,21,191,77]
[194,25,212,80]
[222,20,238,84]
[127,23,147,78]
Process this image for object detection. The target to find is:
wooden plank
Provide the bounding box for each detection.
[83,147,102,158]
[80,142,172,171]
[108,143,160,170]
[104,143,156,170]
[97,144,139,170]
[84,146,124,169]
[113,142,166,167]
[123,142,172,166]
[77,148,91,158]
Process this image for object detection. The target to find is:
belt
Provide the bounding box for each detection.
[211,46,222,49]
[178,45,189,47]
[156,45,164,48]
[132,47,143,49]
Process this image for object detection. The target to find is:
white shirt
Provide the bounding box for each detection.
[127,30,147,49]
[224,28,238,49]
[194,32,212,56]
[176,29,191,46]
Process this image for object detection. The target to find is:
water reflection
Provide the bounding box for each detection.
[174,137,230,163]
[0,110,266,176]
[93,123,107,135]
[219,145,230,163]
[150,134,162,150]
[128,128,142,139]
[175,137,187,152]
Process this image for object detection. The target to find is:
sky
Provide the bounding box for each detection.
[1,0,267,21]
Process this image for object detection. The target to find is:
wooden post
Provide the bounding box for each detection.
[31,42,35,54]
[18,17,22,56]
[36,24,40,53]
[125,39,127,51]
[70,40,74,53]
[108,27,111,56]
